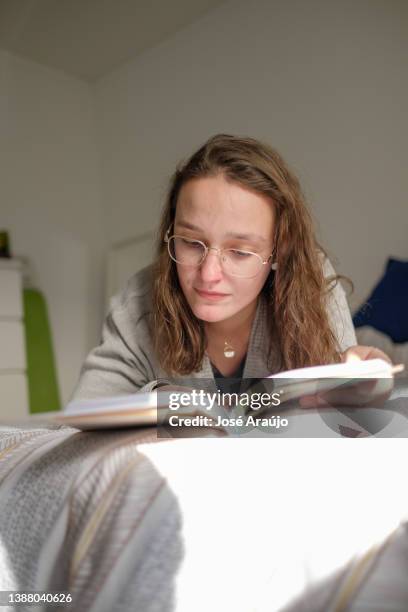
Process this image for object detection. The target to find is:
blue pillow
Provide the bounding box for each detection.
[353,258,408,343]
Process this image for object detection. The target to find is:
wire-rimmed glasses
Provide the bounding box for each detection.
[164,229,274,279]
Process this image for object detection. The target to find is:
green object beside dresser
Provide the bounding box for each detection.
[23,288,61,413]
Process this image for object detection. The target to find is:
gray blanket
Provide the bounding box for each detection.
[0,425,182,612]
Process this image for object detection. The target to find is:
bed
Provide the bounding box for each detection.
[1,411,408,612]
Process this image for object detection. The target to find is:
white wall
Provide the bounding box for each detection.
[95,0,408,309]
[0,51,105,404]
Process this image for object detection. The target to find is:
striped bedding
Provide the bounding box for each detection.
[0,424,181,612]
[1,424,408,611]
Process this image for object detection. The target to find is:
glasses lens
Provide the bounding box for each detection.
[168,236,206,265]
[223,250,263,278]
[167,237,263,278]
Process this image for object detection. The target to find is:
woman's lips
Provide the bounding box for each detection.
[195,288,229,300]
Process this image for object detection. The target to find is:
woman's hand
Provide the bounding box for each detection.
[341,344,392,365]
[299,345,395,409]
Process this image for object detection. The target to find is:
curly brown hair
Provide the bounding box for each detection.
[151,133,346,375]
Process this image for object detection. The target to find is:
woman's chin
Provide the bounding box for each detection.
[191,304,229,323]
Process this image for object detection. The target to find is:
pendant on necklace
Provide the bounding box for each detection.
[223,341,235,359]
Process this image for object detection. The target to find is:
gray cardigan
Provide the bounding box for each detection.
[72,260,357,400]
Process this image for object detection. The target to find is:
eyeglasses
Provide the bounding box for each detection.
[164,229,274,279]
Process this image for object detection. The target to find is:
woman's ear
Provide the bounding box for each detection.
[164,223,173,241]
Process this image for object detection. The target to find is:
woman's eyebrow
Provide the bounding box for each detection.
[176,220,267,243]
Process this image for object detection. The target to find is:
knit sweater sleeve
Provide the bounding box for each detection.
[323,256,357,352]
[69,266,169,402]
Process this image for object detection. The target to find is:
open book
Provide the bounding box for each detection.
[54,358,403,430]
[265,358,403,403]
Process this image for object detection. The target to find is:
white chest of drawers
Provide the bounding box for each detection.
[0,260,29,419]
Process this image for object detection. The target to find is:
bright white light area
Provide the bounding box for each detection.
[139,438,408,611]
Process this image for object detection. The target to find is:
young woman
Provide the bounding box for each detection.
[72,134,389,401]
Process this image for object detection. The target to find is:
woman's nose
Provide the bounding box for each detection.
[199,249,223,282]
